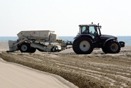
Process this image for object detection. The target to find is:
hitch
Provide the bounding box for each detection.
[66,41,73,45]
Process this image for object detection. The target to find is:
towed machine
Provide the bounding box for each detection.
[8,23,125,54]
[8,30,72,53]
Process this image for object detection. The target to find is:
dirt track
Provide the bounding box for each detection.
[0,46,131,88]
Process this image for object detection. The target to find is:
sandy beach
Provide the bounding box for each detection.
[0,42,131,88]
[0,42,78,88]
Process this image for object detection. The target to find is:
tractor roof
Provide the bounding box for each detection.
[79,24,98,27]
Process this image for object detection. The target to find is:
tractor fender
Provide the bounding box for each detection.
[74,34,93,42]
[103,38,117,47]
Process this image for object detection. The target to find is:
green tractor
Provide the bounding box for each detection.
[73,23,125,54]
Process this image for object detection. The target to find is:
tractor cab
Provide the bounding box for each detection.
[79,23,101,40]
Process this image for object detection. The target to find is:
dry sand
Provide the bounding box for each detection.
[1,42,131,88]
[0,42,78,88]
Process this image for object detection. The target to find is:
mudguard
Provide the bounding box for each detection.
[74,34,93,41]
[103,38,117,47]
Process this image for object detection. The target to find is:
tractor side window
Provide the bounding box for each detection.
[81,26,88,34]
[89,26,98,38]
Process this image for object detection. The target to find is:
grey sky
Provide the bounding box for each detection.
[0,0,131,36]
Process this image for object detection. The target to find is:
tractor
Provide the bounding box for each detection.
[73,23,125,54]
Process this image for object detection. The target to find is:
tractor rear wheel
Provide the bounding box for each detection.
[107,41,120,53]
[73,37,93,54]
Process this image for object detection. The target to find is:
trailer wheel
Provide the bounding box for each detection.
[73,37,93,54]
[51,47,55,52]
[107,41,120,53]
[20,43,30,52]
[30,48,36,53]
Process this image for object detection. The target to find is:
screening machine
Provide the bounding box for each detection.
[8,30,72,53]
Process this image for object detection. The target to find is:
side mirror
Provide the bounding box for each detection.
[98,23,102,29]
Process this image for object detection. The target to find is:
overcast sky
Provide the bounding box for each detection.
[0,0,131,36]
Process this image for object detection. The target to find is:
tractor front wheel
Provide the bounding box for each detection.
[102,47,108,54]
[107,41,120,53]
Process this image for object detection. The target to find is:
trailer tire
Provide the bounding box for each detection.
[20,43,31,52]
[30,48,36,53]
[107,41,120,53]
[73,37,93,54]
[51,46,56,52]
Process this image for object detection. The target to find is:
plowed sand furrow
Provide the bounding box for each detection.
[55,64,117,87]
[46,58,131,79]
[23,54,119,87]
[48,59,131,87]
[2,51,131,88]
[17,54,131,78]
[55,62,129,87]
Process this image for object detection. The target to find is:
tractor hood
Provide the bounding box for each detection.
[100,34,117,40]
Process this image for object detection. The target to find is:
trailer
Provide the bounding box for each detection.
[8,30,72,53]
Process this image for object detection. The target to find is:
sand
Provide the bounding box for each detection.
[0,42,78,88]
[1,42,131,88]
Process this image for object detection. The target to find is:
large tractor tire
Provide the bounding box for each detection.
[102,43,109,54]
[19,43,36,53]
[73,37,93,54]
[107,41,120,53]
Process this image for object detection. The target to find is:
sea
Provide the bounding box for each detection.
[0,36,131,46]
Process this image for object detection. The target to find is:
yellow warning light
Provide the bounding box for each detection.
[91,22,93,24]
